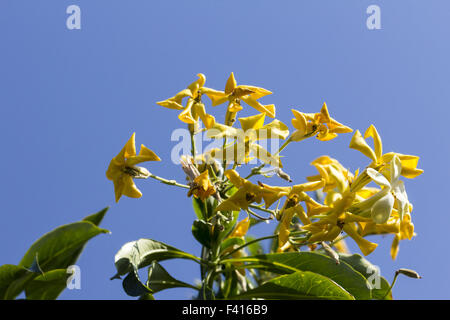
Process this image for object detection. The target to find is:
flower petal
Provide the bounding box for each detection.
[349,130,377,162]
[366,168,391,188]
[238,113,266,132]
[364,125,383,160]
[250,143,282,168]
[371,193,395,224]
[241,96,276,118]
[225,72,237,95]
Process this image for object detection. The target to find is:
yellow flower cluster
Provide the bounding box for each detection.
[105,73,423,260]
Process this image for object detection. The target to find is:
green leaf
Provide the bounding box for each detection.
[245,236,264,256]
[205,197,218,219]
[25,269,69,300]
[338,253,392,300]
[147,261,197,293]
[123,267,152,297]
[220,237,245,252]
[19,221,109,271]
[3,272,36,300]
[4,213,109,300]
[0,265,28,299]
[1,208,109,300]
[112,239,201,279]
[222,252,371,300]
[138,293,155,300]
[230,271,354,300]
[192,220,213,248]
[82,207,109,226]
[192,197,206,220]
[217,211,240,243]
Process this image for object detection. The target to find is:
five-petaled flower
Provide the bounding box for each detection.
[157,73,215,129]
[291,102,353,142]
[207,113,289,168]
[202,72,276,120]
[106,133,160,202]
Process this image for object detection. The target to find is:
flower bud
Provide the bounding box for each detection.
[321,242,340,265]
[396,268,422,279]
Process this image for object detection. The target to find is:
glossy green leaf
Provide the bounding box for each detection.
[338,253,392,300]
[112,239,201,279]
[147,261,198,293]
[217,211,240,243]
[245,236,264,256]
[222,252,371,299]
[82,207,109,226]
[138,293,155,300]
[220,237,245,252]
[230,271,354,300]
[25,269,69,300]
[192,220,213,248]
[123,267,152,297]
[3,208,110,300]
[0,265,28,299]
[192,197,206,220]
[205,197,218,219]
[19,221,109,271]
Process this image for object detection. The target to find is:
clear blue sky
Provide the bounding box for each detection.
[0,0,448,299]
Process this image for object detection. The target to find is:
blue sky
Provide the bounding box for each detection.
[0,0,449,299]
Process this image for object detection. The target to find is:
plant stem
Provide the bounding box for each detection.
[274,137,292,156]
[189,123,197,158]
[382,271,400,300]
[247,208,273,221]
[148,173,190,189]
[221,234,278,259]
[248,204,276,215]
[244,163,266,180]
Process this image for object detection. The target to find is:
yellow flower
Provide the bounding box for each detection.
[349,125,423,179]
[277,205,302,252]
[390,212,415,260]
[307,156,353,193]
[106,133,161,202]
[258,178,325,213]
[157,73,215,128]
[188,170,216,201]
[359,210,415,260]
[291,103,352,142]
[229,216,250,239]
[349,156,411,223]
[202,72,276,118]
[207,113,289,168]
[302,192,378,256]
[216,170,283,212]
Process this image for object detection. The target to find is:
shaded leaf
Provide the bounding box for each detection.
[25,269,69,300]
[113,239,201,279]
[192,197,206,220]
[222,252,371,299]
[192,220,213,248]
[220,237,245,252]
[338,253,392,300]
[0,265,28,299]
[123,267,152,297]
[147,261,197,293]
[230,271,354,300]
